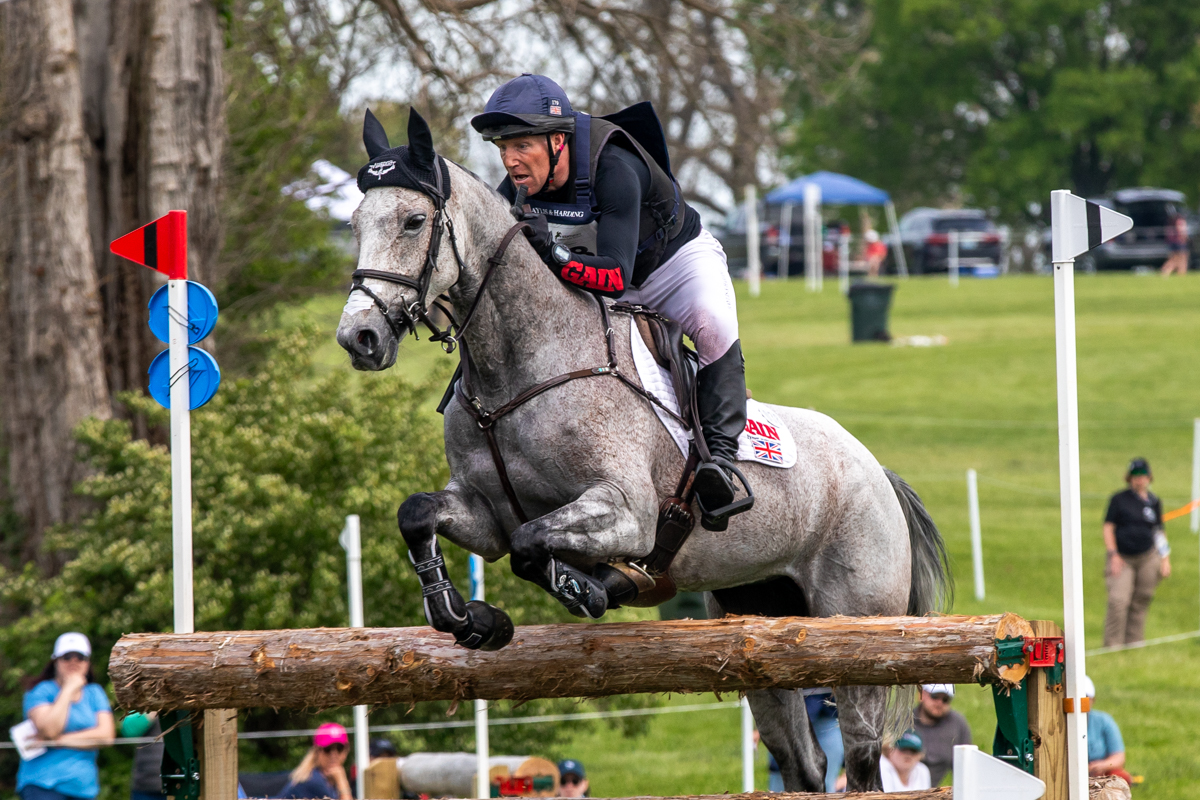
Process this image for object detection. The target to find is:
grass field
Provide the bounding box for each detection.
[306,272,1200,796]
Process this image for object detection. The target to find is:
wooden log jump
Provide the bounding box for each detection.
[111,613,1032,711]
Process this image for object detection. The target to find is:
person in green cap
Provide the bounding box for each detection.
[1103,457,1171,647]
[879,730,931,791]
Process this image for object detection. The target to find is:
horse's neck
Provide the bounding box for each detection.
[453,201,605,398]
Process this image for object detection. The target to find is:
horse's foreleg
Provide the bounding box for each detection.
[398,481,514,651]
[509,481,653,620]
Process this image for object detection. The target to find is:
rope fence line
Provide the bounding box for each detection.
[1085,628,1200,657]
[827,411,1195,431]
[1,701,738,750]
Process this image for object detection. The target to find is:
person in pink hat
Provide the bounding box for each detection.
[279,723,352,799]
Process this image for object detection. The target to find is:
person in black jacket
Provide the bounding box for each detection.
[471,74,750,532]
[1103,458,1172,647]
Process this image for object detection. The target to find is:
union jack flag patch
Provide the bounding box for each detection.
[751,437,784,463]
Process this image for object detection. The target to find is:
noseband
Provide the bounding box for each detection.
[346,155,467,352]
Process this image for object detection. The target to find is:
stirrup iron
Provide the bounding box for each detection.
[693,457,755,530]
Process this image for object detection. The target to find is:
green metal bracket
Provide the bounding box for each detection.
[991,636,1035,775]
[161,710,201,800]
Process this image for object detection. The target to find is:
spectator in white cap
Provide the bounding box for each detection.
[17,632,114,800]
[910,683,972,786]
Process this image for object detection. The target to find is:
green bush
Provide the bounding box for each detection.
[0,328,656,797]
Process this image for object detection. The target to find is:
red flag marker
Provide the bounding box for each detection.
[110,210,188,280]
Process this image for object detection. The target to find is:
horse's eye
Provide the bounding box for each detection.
[405,214,427,231]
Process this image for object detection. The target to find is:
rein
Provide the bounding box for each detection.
[347,163,691,525]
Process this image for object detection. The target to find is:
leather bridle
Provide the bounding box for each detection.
[347,155,467,353]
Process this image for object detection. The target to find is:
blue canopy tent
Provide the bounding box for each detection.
[764,171,907,277]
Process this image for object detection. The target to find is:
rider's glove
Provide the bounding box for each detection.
[521,213,557,265]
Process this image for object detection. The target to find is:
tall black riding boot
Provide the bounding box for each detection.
[692,340,752,531]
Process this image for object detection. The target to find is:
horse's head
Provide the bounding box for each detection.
[337,108,465,371]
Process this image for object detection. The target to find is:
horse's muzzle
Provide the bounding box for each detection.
[337,318,400,371]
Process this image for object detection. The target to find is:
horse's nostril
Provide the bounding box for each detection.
[356,329,379,355]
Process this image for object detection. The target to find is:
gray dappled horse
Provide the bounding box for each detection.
[336,110,950,792]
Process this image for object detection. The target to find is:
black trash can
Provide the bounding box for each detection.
[847,282,895,343]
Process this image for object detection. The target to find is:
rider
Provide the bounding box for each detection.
[470,74,750,531]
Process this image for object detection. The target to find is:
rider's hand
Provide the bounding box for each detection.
[521,213,557,264]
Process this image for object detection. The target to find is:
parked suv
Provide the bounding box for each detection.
[890,208,1002,274]
[1070,188,1198,271]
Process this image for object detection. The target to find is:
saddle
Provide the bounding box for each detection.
[612,302,698,431]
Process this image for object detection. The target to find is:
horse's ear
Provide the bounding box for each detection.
[407,107,436,170]
[363,108,391,159]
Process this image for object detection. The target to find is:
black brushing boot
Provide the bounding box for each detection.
[692,341,754,531]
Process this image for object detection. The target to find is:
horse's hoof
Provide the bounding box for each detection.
[454,601,514,651]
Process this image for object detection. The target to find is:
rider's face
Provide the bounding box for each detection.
[496,133,565,193]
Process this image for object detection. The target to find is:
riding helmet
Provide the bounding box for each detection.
[471,74,577,141]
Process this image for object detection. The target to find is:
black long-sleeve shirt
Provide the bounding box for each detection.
[501,144,700,297]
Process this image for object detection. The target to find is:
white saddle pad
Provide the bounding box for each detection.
[629,316,796,468]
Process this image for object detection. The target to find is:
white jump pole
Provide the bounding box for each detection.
[746,186,761,298]
[470,554,490,799]
[778,201,793,282]
[948,230,960,287]
[169,278,193,636]
[804,184,822,292]
[1191,418,1199,534]
[838,231,850,295]
[741,696,754,792]
[1049,189,1090,800]
[967,469,984,601]
[339,516,368,800]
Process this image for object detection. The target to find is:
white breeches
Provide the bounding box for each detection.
[620,228,739,368]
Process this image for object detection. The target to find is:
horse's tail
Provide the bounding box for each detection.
[884,467,953,616]
[881,468,953,743]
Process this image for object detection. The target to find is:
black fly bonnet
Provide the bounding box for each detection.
[349,108,464,350]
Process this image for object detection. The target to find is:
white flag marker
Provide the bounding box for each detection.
[952,745,1046,800]
[1050,192,1133,262]
[1049,190,1132,800]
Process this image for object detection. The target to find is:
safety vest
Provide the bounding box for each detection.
[504,110,687,286]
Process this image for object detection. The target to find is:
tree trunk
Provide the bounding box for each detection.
[0,0,224,558]
[93,0,225,434]
[0,0,112,563]
[110,614,1034,711]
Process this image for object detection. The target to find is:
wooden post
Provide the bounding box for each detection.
[1028,620,1068,800]
[199,709,238,800]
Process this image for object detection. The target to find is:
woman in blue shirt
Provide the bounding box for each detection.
[18,633,114,800]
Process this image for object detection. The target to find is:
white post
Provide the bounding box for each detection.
[967,469,984,601]
[948,230,960,287]
[339,516,369,800]
[804,184,822,292]
[168,278,193,636]
[885,200,908,277]
[1050,189,1090,800]
[745,185,761,298]
[838,230,850,294]
[741,696,754,792]
[1191,418,1199,534]
[778,202,793,281]
[470,555,490,800]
